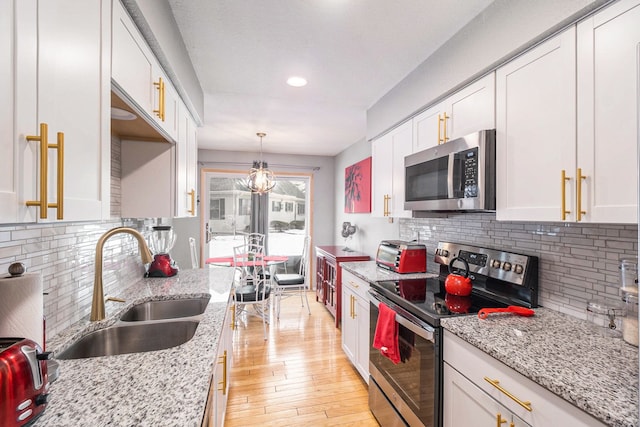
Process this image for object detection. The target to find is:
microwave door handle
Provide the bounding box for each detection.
[447,153,455,198]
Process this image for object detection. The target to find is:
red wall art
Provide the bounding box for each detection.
[344,157,372,213]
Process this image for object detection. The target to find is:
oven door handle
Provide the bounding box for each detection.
[369,291,435,343]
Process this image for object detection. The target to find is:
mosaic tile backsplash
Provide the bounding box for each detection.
[0,219,156,337]
[400,214,638,319]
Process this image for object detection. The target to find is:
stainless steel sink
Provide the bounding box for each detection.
[119,297,210,321]
[56,320,199,360]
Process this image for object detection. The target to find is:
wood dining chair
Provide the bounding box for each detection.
[273,236,310,319]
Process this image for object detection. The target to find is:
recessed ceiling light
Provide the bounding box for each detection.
[111,107,137,121]
[287,76,307,87]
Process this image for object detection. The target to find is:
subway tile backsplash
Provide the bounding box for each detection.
[400,214,638,319]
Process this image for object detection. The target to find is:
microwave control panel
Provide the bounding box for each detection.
[459,148,478,198]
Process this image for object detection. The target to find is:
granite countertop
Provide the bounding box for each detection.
[342,261,638,427]
[35,267,234,427]
[441,308,638,427]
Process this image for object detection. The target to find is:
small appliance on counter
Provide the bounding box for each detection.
[619,257,638,346]
[146,225,179,277]
[375,240,427,273]
[0,337,50,426]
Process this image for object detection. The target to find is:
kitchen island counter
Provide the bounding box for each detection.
[442,308,638,427]
[35,267,234,427]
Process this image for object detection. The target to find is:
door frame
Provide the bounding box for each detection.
[198,167,315,278]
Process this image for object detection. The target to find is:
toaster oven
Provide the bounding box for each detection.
[376,240,427,273]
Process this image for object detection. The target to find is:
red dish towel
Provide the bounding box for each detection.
[373,302,400,364]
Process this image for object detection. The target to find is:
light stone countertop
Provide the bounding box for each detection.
[341,261,638,427]
[35,267,235,427]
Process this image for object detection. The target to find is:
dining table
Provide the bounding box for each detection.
[205,254,289,268]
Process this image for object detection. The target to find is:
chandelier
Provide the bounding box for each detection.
[246,132,276,194]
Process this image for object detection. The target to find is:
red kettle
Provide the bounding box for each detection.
[445,257,473,296]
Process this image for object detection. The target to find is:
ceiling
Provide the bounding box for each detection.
[167,0,495,156]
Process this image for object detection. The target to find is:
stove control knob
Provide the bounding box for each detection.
[491,259,502,268]
[514,264,524,274]
[502,262,512,272]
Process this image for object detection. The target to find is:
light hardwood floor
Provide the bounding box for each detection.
[224,291,379,426]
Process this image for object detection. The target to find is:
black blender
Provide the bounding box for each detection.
[146,225,179,277]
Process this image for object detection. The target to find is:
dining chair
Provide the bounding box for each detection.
[273,236,310,319]
[232,244,271,340]
[244,232,265,247]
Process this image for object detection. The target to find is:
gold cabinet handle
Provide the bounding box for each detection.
[383,194,390,216]
[437,114,443,145]
[26,123,49,219]
[218,350,228,395]
[352,295,356,319]
[484,377,532,412]
[153,77,165,121]
[576,168,586,221]
[26,124,64,219]
[442,112,450,143]
[496,413,507,427]
[49,132,64,219]
[561,170,571,220]
[188,189,196,215]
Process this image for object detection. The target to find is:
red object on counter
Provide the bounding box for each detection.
[477,306,535,319]
[373,302,400,364]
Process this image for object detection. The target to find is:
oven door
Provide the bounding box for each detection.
[369,289,441,427]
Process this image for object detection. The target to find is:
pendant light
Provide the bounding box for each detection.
[246,132,276,194]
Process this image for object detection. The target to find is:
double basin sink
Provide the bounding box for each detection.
[56,297,210,360]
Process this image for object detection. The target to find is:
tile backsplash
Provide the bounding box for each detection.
[0,219,155,337]
[400,214,638,319]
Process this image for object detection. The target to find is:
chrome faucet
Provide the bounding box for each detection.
[90,227,153,321]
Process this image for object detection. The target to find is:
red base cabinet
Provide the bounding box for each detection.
[314,246,369,328]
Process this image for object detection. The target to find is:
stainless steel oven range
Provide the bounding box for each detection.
[368,241,539,427]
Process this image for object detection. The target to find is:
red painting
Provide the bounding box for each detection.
[344,157,372,213]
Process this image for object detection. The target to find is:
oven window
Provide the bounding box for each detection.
[405,156,449,201]
[370,303,439,427]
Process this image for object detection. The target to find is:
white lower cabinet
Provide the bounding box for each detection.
[341,270,370,383]
[443,331,606,427]
[204,298,234,427]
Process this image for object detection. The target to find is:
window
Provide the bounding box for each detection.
[210,198,225,219]
[297,203,305,215]
[238,198,250,216]
[272,201,282,212]
[285,202,294,212]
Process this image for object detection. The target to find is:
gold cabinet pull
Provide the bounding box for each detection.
[383,194,390,216]
[218,350,228,395]
[561,170,571,220]
[26,123,49,218]
[437,114,443,145]
[442,112,450,143]
[352,295,357,318]
[484,377,532,412]
[188,189,196,215]
[48,132,64,219]
[153,77,165,121]
[496,413,507,427]
[576,168,586,221]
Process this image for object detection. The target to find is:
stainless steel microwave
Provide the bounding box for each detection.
[404,129,496,212]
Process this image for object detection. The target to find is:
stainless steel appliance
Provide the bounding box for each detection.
[368,241,538,427]
[0,337,50,426]
[404,129,496,212]
[376,240,427,274]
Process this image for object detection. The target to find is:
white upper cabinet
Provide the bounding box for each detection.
[176,103,198,218]
[112,0,178,142]
[413,73,495,153]
[576,0,639,223]
[497,0,640,224]
[496,28,577,222]
[372,120,412,218]
[0,0,109,223]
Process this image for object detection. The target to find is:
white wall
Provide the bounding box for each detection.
[367,0,611,139]
[197,149,335,248]
[334,138,398,257]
